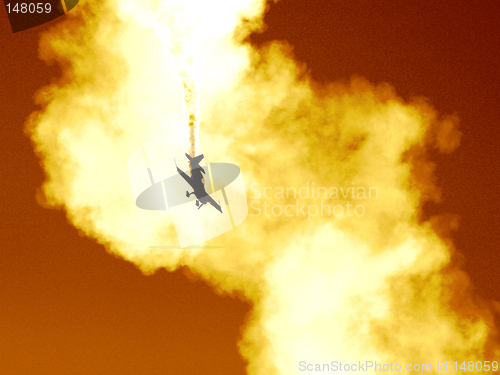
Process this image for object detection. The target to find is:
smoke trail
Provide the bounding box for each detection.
[179,66,200,157]
[153,4,203,157]
[27,1,498,374]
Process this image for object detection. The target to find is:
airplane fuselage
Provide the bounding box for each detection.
[175,153,223,213]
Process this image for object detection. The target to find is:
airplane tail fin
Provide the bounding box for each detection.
[185,153,204,164]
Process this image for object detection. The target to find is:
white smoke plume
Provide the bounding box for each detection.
[26,1,498,374]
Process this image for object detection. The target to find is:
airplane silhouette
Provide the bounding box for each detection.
[175,153,223,213]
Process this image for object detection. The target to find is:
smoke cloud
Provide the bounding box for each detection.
[27,0,498,374]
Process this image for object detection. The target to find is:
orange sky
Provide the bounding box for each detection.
[1,1,500,374]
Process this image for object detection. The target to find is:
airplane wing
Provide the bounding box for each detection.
[205,194,223,213]
[176,166,195,189]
